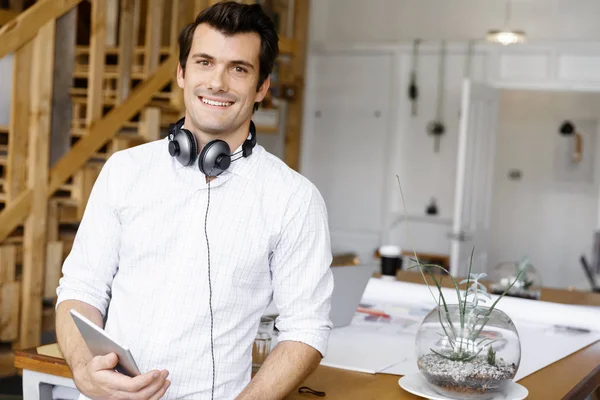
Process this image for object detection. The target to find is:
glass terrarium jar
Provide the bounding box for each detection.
[416,304,521,400]
[489,260,542,300]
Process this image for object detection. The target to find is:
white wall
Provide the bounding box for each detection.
[301,0,600,287]
[309,0,600,46]
[301,53,395,263]
[489,90,600,288]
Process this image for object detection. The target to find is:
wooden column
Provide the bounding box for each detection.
[111,0,136,154]
[195,0,210,15]
[0,245,19,343]
[50,7,77,168]
[75,0,106,218]
[6,39,32,205]
[132,0,141,47]
[105,0,119,47]
[86,0,107,127]
[139,0,164,142]
[18,19,55,350]
[117,0,135,104]
[283,0,309,171]
[169,0,188,111]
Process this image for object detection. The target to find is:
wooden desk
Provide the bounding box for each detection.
[14,272,600,400]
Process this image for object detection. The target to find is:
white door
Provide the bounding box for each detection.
[450,79,499,277]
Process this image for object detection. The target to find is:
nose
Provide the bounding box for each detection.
[207,66,228,93]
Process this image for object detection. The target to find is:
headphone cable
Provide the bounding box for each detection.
[205,168,216,400]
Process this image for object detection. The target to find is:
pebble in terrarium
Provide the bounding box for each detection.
[414,257,522,400]
[489,258,541,300]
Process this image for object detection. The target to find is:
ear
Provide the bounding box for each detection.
[254,76,271,104]
[177,63,185,89]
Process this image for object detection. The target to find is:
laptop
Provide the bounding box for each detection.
[329,264,377,327]
[262,264,376,328]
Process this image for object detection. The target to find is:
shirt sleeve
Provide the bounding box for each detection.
[269,181,334,357]
[55,155,122,318]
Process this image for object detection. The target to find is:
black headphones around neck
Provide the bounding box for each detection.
[167,117,257,177]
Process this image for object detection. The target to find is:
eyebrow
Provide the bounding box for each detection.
[191,53,255,70]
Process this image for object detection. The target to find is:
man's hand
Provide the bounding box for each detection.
[74,352,170,400]
[236,341,321,400]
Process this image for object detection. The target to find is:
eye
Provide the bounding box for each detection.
[197,60,210,66]
[234,66,247,73]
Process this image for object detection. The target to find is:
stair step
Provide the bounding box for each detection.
[52,197,78,207]
[74,66,148,80]
[75,45,171,57]
[69,88,173,103]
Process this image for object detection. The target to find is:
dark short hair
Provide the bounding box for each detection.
[178,1,279,110]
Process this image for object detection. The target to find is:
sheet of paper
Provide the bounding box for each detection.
[362,278,600,332]
[512,320,600,381]
[320,316,417,374]
[37,343,64,359]
[320,278,600,379]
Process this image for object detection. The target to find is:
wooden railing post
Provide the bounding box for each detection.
[74,0,107,219]
[139,0,164,142]
[283,0,309,172]
[18,18,55,350]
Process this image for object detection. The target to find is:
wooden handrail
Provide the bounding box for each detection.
[0,55,178,242]
[0,9,18,25]
[0,0,82,60]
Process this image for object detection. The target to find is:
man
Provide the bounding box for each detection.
[55,2,334,399]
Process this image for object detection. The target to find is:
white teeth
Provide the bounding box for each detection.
[202,97,232,107]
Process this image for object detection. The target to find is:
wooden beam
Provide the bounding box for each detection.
[50,7,77,167]
[195,0,209,15]
[0,0,82,60]
[75,163,102,220]
[279,37,295,55]
[86,0,107,126]
[7,39,32,203]
[117,0,135,103]
[44,241,63,300]
[0,56,178,244]
[169,0,186,110]
[0,246,17,284]
[140,0,164,141]
[19,18,55,350]
[105,0,119,47]
[132,0,141,46]
[283,0,309,171]
[0,281,20,342]
[0,9,18,25]
[0,190,33,242]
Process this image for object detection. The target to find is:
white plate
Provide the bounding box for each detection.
[398,372,529,400]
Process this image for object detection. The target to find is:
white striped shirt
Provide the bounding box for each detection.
[56,137,334,399]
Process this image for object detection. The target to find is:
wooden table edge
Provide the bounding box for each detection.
[14,349,73,379]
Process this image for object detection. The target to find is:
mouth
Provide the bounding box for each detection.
[199,96,234,108]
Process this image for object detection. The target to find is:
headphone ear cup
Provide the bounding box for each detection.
[171,128,197,166]
[198,140,231,176]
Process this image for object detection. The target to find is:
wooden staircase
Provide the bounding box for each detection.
[0,0,309,375]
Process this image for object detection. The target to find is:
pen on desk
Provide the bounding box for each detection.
[553,324,591,334]
[356,307,391,318]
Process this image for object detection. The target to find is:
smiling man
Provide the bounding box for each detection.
[54,2,334,400]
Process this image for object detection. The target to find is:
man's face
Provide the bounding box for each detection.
[177,23,270,137]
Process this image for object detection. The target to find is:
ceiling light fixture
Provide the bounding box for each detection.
[486,0,526,45]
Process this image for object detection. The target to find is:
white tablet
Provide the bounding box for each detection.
[70,309,141,377]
